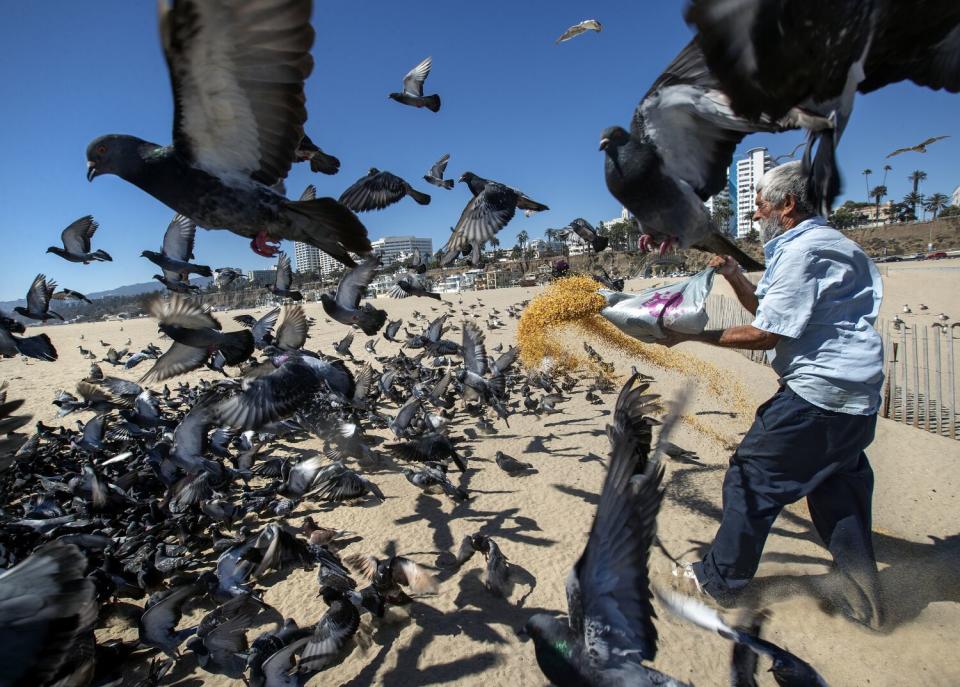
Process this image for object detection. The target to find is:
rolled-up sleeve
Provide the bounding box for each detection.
[753,249,817,339]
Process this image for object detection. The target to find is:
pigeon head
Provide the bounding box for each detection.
[598,125,630,152]
[458,172,475,184]
[86,134,153,182]
[388,92,403,103]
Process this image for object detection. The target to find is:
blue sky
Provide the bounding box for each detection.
[1,1,957,301]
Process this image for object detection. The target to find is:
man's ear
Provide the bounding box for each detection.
[780,194,797,218]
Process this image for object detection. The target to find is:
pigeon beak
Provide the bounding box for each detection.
[86,161,98,182]
[515,625,530,640]
[598,138,610,151]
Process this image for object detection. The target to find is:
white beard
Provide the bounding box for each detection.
[759,216,786,244]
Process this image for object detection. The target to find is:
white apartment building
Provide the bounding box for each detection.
[735,147,775,238]
[294,241,321,274]
[370,236,433,267]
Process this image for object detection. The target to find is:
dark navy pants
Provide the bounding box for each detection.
[693,385,883,623]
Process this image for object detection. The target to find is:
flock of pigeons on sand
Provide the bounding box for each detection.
[2,0,959,685]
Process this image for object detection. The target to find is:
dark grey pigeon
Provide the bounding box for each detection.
[15,274,62,321]
[275,305,309,351]
[521,375,688,686]
[320,256,387,335]
[141,294,254,384]
[599,40,803,270]
[0,542,98,687]
[389,273,440,300]
[51,288,93,304]
[339,168,431,212]
[456,533,509,596]
[441,172,548,265]
[141,214,213,286]
[295,133,340,175]
[562,218,609,253]
[686,0,960,215]
[214,267,243,288]
[0,324,58,361]
[424,153,455,189]
[388,56,441,112]
[495,450,535,476]
[383,318,403,342]
[46,215,112,263]
[268,253,303,301]
[85,0,370,265]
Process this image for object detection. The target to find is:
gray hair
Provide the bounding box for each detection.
[756,161,816,216]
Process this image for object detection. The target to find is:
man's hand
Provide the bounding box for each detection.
[708,255,739,277]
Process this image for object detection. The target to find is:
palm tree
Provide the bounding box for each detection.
[902,191,922,220]
[924,193,950,220]
[862,169,872,203]
[881,164,892,187]
[516,229,529,254]
[870,185,888,223]
[908,170,927,216]
[710,195,734,234]
[545,227,557,245]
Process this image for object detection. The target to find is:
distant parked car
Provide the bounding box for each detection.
[927,251,948,260]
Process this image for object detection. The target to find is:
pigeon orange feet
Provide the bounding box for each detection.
[250,231,280,257]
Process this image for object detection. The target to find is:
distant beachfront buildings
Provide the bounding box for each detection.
[736,147,775,238]
[370,236,433,267]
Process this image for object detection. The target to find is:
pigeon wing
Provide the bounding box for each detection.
[429,154,450,180]
[0,542,97,687]
[274,253,293,291]
[214,360,321,430]
[636,40,793,200]
[571,375,664,664]
[275,305,308,350]
[140,342,209,384]
[60,216,97,255]
[339,170,408,212]
[251,307,281,346]
[335,256,380,309]
[159,0,313,186]
[461,321,488,375]
[25,274,53,315]
[402,56,432,97]
[441,184,517,264]
[149,293,220,330]
[161,214,197,261]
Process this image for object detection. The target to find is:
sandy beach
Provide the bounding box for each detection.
[3,259,959,686]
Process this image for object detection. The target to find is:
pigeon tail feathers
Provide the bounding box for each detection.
[693,232,764,272]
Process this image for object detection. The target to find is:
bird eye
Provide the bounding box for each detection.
[96,144,107,155]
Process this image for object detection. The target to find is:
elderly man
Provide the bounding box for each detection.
[664,161,885,627]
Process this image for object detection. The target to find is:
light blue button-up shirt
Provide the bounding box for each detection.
[753,216,884,415]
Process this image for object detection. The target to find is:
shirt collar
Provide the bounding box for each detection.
[763,216,828,261]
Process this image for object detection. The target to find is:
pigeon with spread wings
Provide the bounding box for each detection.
[886,135,951,158]
[389,56,441,112]
[320,256,387,335]
[555,19,602,43]
[600,40,799,270]
[86,0,369,265]
[46,215,112,263]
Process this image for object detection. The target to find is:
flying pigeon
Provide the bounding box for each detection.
[86,0,370,265]
[561,218,608,253]
[15,274,63,321]
[214,267,243,288]
[555,19,602,43]
[424,153,454,189]
[600,40,795,270]
[320,256,387,335]
[390,273,441,300]
[389,56,441,112]
[142,214,213,291]
[339,168,431,212]
[46,215,112,263]
[140,294,254,384]
[0,542,98,687]
[51,288,93,304]
[686,0,960,214]
[295,133,341,175]
[268,253,303,301]
[441,172,549,265]
[0,321,58,361]
[521,375,685,685]
[887,135,951,158]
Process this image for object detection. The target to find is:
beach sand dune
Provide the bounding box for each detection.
[2,262,958,686]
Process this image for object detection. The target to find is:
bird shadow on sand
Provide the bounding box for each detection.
[552,483,599,506]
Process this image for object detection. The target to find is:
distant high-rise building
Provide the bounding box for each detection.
[246,269,277,286]
[294,241,321,274]
[370,236,433,267]
[952,185,960,208]
[735,147,775,238]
